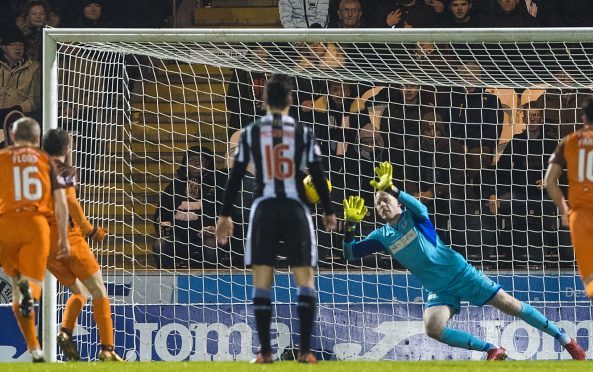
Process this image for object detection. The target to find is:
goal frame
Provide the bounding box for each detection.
[41,27,593,362]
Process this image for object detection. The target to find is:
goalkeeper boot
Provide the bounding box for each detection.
[297,351,318,364]
[17,279,34,318]
[565,338,586,360]
[57,330,81,361]
[98,345,123,362]
[486,347,507,361]
[251,351,273,364]
[31,349,45,363]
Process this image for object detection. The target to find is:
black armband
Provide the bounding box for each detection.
[344,221,357,243]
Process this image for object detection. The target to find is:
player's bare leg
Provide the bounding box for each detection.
[293,266,317,364]
[488,289,585,360]
[251,265,274,364]
[81,271,122,361]
[11,275,44,362]
[57,280,88,361]
[582,274,593,300]
[423,305,506,360]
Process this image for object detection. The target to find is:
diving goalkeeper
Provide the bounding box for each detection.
[341,161,585,360]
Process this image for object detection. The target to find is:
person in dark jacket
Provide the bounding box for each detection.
[152,146,219,269]
[449,62,503,182]
[74,0,113,28]
[225,44,271,134]
[372,0,442,28]
[404,111,465,242]
[540,0,593,27]
[379,84,437,169]
[484,0,539,27]
[486,97,558,267]
[440,0,482,27]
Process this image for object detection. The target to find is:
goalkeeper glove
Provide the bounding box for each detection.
[87,227,107,242]
[343,195,368,223]
[369,161,394,191]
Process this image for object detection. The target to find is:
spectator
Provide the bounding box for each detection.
[0,27,40,116]
[279,0,329,28]
[487,97,558,267]
[225,45,271,133]
[291,41,345,121]
[485,0,539,27]
[379,84,436,169]
[331,0,363,28]
[152,146,219,269]
[74,0,113,28]
[440,0,482,27]
[0,106,25,148]
[372,0,442,28]
[344,123,385,234]
[449,61,503,181]
[16,0,60,62]
[541,0,593,27]
[217,130,256,267]
[544,72,592,140]
[309,80,367,174]
[404,111,465,241]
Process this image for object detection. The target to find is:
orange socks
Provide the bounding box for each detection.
[93,297,114,347]
[62,294,87,331]
[12,302,40,351]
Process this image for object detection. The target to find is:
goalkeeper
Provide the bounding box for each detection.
[341,161,585,360]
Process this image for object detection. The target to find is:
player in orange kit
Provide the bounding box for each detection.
[0,118,70,362]
[545,96,593,299]
[42,129,122,362]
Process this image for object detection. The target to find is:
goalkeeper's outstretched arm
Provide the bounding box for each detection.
[342,223,384,261]
[387,188,429,220]
[342,195,383,260]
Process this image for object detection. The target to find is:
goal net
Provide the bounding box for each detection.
[42,28,593,361]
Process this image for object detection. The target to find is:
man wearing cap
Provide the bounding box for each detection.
[0,27,40,116]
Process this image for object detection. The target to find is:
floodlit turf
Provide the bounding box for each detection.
[0,361,590,372]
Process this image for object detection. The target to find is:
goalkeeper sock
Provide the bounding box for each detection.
[253,288,272,354]
[12,302,40,351]
[297,286,316,353]
[438,328,491,351]
[62,294,87,331]
[519,302,570,346]
[93,297,114,348]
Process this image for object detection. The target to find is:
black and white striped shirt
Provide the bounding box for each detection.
[221,113,333,215]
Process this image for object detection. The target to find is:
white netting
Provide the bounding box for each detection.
[49,29,593,361]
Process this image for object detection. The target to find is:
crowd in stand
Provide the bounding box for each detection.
[225,42,593,271]
[2,0,593,270]
[280,0,593,29]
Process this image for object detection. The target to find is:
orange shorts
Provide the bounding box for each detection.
[569,209,593,280]
[48,221,100,287]
[0,213,51,281]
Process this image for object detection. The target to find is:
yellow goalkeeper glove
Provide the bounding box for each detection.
[343,195,368,223]
[369,161,394,191]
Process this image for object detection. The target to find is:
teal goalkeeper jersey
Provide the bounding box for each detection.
[343,191,473,294]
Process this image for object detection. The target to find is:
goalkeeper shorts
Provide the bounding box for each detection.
[425,266,501,314]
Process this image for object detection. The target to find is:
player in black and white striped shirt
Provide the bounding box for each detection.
[216,74,337,364]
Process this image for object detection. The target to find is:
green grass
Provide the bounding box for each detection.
[0,361,590,372]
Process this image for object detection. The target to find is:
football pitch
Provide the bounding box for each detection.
[0,361,590,372]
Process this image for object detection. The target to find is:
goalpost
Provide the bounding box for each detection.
[40,28,593,362]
